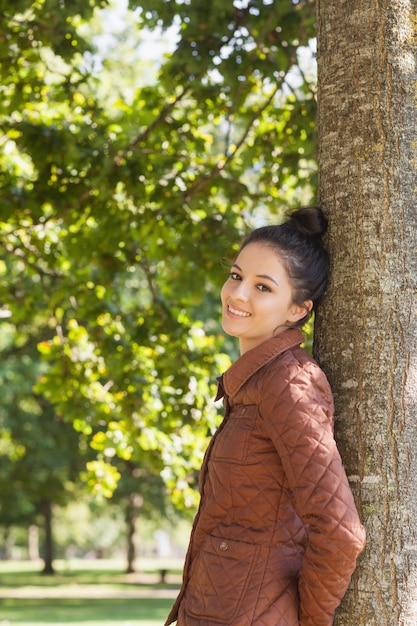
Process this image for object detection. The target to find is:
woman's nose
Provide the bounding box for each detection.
[232,280,249,301]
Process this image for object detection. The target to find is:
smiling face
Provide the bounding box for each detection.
[221,242,311,354]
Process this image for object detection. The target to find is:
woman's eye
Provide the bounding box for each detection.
[229,272,241,280]
[257,283,271,293]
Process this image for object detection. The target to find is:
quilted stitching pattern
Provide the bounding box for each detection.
[165,330,365,626]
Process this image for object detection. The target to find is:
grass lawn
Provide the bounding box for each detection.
[0,597,174,625]
[0,559,183,626]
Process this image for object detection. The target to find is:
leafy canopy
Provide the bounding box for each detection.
[0,0,317,508]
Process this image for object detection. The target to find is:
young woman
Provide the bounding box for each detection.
[165,207,366,626]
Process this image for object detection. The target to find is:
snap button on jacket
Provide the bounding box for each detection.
[166,328,366,626]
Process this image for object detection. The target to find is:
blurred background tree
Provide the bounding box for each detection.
[0,0,317,571]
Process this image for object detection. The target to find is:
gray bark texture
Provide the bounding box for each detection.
[315,0,417,624]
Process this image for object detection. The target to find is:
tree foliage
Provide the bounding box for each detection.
[0,0,318,510]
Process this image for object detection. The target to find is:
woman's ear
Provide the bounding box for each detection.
[288,300,313,324]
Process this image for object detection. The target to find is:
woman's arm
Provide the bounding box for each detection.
[263,358,366,626]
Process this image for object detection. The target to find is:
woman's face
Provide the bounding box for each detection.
[221,242,309,354]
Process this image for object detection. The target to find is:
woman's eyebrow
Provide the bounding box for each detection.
[232,263,280,287]
[257,274,280,286]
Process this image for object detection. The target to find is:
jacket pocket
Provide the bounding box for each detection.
[211,405,257,464]
[186,534,260,623]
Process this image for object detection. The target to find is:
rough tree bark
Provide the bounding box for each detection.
[315,1,417,624]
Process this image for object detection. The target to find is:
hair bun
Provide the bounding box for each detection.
[286,206,328,239]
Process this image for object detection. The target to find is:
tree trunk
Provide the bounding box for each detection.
[1,527,13,560]
[126,493,142,574]
[41,501,55,575]
[316,1,417,624]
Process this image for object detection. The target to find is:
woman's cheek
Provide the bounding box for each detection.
[220,281,229,305]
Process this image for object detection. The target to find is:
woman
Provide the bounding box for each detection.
[166,207,366,626]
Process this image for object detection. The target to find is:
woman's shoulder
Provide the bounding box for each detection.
[255,343,333,403]
[267,342,324,376]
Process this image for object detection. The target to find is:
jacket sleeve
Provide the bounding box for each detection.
[261,358,366,626]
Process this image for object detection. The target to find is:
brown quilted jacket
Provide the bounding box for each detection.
[166,328,366,626]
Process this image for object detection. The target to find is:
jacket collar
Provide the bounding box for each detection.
[215,328,304,401]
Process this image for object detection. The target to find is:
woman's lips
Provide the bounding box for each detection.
[227,304,251,318]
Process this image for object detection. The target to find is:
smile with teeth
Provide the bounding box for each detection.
[228,304,251,318]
